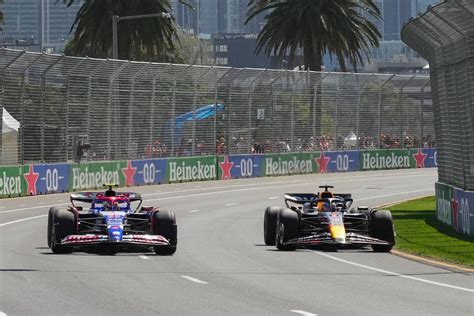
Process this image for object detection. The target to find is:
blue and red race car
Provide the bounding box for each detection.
[47,185,177,255]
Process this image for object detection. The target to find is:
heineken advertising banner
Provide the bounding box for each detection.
[69,161,126,191]
[436,182,453,227]
[453,188,474,237]
[436,182,474,237]
[360,149,414,170]
[33,163,69,194]
[262,153,317,176]
[130,159,167,186]
[217,155,263,180]
[321,151,359,173]
[166,156,217,183]
[0,165,24,197]
[0,148,439,198]
[413,148,437,168]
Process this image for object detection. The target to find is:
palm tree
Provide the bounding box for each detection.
[245,0,381,72]
[0,0,4,32]
[62,0,192,62]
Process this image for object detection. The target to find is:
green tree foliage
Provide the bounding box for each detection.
[245,0,381,72]
[61,0,192,62]
[0,0,4,32]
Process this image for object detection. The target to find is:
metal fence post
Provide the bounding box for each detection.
[270,72,284,147]
[213,68,233,156]
[107,61,128,160]
[291,75,306,151]
[399,76,415,148]
[248,70,265,152]
[171,79,177,156]
[127,64,147,159]
[40,56,63,162]
[377,75,395,149]
[311,73,330,140]
[355,74,361,149]
[335,76,340,149]
[420,80,430,147]
[149,65,168,158]
[226,68,244,154]
[192,66,212,156]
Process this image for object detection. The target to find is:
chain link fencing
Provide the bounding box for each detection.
[402,0,473,191]
[0,48,434,166]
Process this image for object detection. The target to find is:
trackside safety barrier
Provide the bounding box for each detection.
[0,148,437,198]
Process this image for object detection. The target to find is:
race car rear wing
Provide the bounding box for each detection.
[70,192,143,203]
[284,193,353,209]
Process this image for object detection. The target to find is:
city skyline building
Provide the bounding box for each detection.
[0,0,82,52]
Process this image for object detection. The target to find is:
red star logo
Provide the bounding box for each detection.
[451,198,459,230]
[219,156,234,180]
[315,152,331,173]
[23,164,39,195]
[122,161,136,186]
[412,148,427,168]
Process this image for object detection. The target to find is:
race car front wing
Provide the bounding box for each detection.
[60,234,170,247]
[285,232,391,246]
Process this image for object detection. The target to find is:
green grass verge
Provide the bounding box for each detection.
[390,196,474,268]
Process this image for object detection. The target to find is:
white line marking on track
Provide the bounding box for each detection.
[0,215,47,227]
[313,251,474,293]
[0,203,68,214]
[357,189,432,201]
[268,196,279,200]
[139,255,149,260]
[188,210,200,213]
[225,202,238,206]
[181,275,208,284]
[0,311,8,316]
[290,310,317,316]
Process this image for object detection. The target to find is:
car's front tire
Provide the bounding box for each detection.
[276,208,299,251]
[153,210,177,255]
[50,209,75,254]
[264,207,281,246]
[370,210,395,252]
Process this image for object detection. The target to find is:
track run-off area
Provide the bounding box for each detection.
[1,168,473,315]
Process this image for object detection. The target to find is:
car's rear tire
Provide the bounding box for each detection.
[153,210,177,255]
[276,208,299,251]
[51,209,75,254]
[264,207,281,246]
[47,207,59,248]
[370,210,395,252]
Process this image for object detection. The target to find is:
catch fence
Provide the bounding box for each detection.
[402,0,474,191]
[0,48,433,165]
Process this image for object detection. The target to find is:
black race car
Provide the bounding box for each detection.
[263,185,395,252]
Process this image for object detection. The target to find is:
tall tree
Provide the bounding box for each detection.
[0,0,4,32]
[245,0,381,72]
[62,0,192,62]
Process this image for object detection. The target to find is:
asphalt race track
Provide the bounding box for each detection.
[1,168,473,316]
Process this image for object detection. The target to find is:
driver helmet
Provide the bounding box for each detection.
[104,201,120,211]
[322,202,331,212]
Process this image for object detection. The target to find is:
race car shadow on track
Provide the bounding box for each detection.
[39,246,159,256]
[263,245,376,252]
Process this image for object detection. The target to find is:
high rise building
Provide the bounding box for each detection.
[171,0,263,36]
[0,0,82,52]
[361,0,439,73]
[226,0,263,34]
